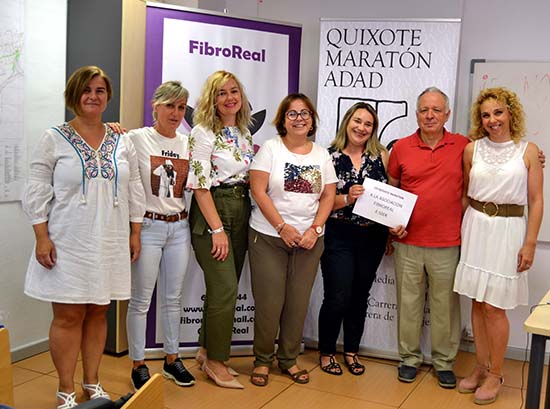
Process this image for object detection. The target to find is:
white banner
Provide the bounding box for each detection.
[144,4,301,355]
[306,19,461,358]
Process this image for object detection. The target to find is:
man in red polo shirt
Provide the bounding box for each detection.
[387,87,467,389]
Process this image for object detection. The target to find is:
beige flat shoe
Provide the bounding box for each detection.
[474,371,503,405]
[458,364,489,394]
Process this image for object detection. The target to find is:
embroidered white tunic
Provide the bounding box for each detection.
[22,124,146,305]
[187,124,254,189]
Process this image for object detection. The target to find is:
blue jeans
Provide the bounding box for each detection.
[127,217,191,360]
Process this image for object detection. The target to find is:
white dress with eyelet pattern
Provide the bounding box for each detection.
[454,138,529,309]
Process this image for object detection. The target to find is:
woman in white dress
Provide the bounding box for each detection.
[454,87,543,405]
[22,66,146,409]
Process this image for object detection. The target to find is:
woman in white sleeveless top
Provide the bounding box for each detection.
[454,88,543,405]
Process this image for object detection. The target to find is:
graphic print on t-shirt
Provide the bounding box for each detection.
[284,163,321,194]
[150,155,189,198]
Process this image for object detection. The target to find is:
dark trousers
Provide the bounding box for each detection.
[318,219,388,354]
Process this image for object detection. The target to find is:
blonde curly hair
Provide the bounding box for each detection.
[469,87,526,142]
[193,71,251,135]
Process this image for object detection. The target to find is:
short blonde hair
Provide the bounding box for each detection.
[193,71,251,135]
[65,66,112,116]
[151,81,189,122]
[469,87,526,142]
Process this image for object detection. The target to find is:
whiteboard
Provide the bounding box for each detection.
[472,61,550,241]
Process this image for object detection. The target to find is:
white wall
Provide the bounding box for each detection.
[0,0,66,357]
[4,0,549,357]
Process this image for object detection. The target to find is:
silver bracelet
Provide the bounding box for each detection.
[208,226,224,234]
[343,194,349,205]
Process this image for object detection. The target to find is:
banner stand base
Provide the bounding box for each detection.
[144,345,254,360]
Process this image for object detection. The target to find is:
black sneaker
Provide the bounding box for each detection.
[436,370,457,389]
[131,364,151,391]
[163,357,195,387]
[398,365,417,383]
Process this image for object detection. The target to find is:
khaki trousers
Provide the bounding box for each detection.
[189,187,250,361]
[249,228,323,370]
[393,242,461,371]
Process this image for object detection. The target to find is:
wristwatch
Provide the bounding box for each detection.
[311,224,323,235]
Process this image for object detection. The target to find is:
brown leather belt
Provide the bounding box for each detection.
[144,210,187,222]
[469,198,524,217]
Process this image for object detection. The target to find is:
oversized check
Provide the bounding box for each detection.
[352,178,417,228]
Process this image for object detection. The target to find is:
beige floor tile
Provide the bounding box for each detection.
[12,365,44,386]
[164,372,289,409]
[262,385,397,409]
[304,359,429,407]
[402,369,523,409]
[12,348,547,409]
[14,374,64,409]
[14,351,56,375]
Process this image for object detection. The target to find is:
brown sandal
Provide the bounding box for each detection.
[281,368,309,384]
[250,371,269,387]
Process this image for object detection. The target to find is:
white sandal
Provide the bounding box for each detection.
[82,382,110,400]
[56,391,77,409]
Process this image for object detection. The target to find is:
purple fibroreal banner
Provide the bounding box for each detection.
[143,3,301,356]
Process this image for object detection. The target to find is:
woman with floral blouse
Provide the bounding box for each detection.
[317,102,389,376]
[186,71,254,389]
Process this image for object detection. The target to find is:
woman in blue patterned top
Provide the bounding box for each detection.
[318,102,389,376]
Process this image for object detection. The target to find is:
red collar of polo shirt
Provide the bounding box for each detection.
[410,128,455,150]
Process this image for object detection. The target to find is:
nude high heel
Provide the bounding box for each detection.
[202,361,244,389]
[195,349,239,376]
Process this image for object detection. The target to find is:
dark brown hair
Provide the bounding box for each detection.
[272,93,318,137]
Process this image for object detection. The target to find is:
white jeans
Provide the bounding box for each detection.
[127,217,191,360]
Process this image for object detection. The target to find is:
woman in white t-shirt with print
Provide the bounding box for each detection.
[248,93,337,386]
[126,81,195,391]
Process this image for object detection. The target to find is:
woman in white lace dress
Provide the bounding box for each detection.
[454,88,543,405]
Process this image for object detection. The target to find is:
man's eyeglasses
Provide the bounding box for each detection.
[286,109,312,121]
